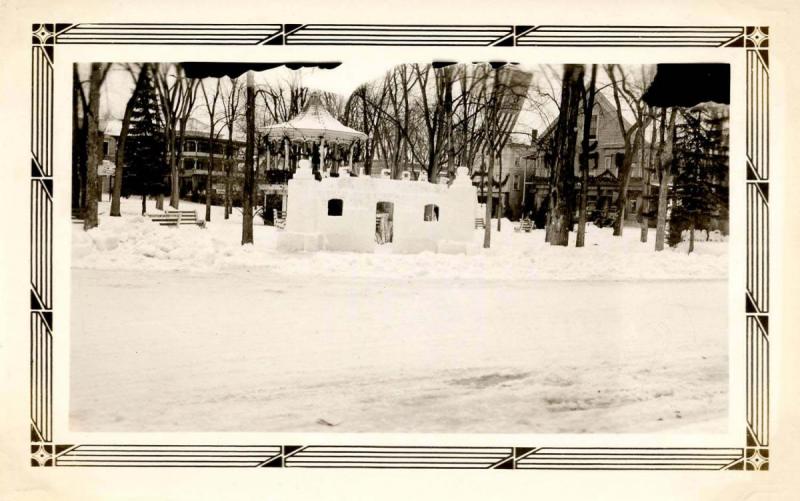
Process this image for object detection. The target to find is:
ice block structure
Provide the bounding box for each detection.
[277,160,478,254]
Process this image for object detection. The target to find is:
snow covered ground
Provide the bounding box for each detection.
[73,198,728,281]
[70,197,729,433]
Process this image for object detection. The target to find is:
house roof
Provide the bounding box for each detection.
[528,91,644,158]
[262,92,367,144]
[183,117,247,143]
[100,116,246,143]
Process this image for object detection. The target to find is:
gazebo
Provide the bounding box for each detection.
[262,92,367,177]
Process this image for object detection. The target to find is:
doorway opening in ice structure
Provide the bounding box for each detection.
[375,201,394,245]
[423,204,439,222]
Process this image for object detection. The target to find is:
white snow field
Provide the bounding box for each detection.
[70,198,728,433]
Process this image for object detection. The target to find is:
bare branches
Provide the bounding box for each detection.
[604,64,656,235]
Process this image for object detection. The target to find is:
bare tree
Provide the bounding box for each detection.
[639,105,657,242]
[72,66,88,212]
[576,64,598,248]
[455,64,492,171]
[110,63,143,217]
[200,77,223,222]
[79,63,112,230]
[220,77,244,219]
[242,71,256,245]
[546,64,584,246]
[654,107,678,251]
[482,70,499,249]
[481,64,533,246]
[154,63,199,209]
[258,74,308,124]
[605,64,653,236]
[347,69,427,177]
[174,78,200,208]
[412,64,461,182]
[344,82,389,175]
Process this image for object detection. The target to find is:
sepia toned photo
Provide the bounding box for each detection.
[0,0,795,495]
[69,59,731,435]
[9,13,784,480]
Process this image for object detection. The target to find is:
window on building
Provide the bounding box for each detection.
[589,114,598,139]
[423,204,439,222]
[102,140,109,157]
[605,155,612,171]
[196,141,209,153]
[513,174,521,191]
[614,152,625,171]
[327,199,343,216]
[590,156,598,171]
[630,199,637,213]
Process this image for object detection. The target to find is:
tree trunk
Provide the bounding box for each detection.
[156,194,164,210]
[141,194,146,215]
[174,121,189,208]
[479,154,485,198]
[224,131,233,219]
[612,129,647,238]
[496,153,503,231]
[544,206,552,243]
[241,72,255,245]
[206,133,214,222]
[548,64,584,246]
[111,73,141,217]
[688,223,695,254]
[607,66,649,238]
[168,128,179,209]
[655,108,677,251]
[655,167,671,252]
[83,63,103,231]
[576,64,597,248]
[640,109,658,242]
[427,129,437,182]
[72,66,85,212]
[483,152,494,248]
[444,66,455,179]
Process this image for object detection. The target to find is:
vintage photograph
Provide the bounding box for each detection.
[69,60,730,434]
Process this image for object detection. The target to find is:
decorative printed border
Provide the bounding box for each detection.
[29,23,770,471]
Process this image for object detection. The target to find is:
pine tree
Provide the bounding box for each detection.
[124,66,167,214]
[668,107,729,252]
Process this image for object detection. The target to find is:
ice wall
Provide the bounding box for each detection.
[277,160,478,254]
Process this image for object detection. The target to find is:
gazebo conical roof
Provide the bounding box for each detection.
[263,92,367,144]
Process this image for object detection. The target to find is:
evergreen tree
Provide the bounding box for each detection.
[124,65,167,214]
[668,107,729,251]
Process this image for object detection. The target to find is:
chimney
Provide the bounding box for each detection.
[530,129,538,145]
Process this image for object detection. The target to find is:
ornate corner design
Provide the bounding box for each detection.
[31,444,54,467]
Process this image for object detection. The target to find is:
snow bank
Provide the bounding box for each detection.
[72,199,728,281]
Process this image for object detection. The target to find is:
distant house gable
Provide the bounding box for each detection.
[534,90,633,149]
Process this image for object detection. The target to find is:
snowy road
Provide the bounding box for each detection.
[70,268,727,433]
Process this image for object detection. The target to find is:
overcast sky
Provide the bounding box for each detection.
[93,63,652,140]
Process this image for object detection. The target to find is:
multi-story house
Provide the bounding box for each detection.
[471,139,537,221]
[522,92,648,224]
[176,118,247,201]
[100,117,251,203]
